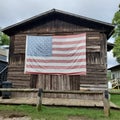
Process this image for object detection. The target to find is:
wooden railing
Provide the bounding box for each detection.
[80,84,107,91]
[0,88,110,116]
[111,79,120,89]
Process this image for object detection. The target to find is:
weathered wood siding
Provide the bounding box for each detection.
[7,18,107,94]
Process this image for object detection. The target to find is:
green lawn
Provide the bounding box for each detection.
[111,94,120,106]
[0,104,120,120]
[0,94,120,120]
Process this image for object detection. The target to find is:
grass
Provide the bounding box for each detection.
[110,94,120,106]
[0,104,120,120]
[0,94,120,120]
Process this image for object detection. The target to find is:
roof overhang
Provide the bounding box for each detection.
[107,42,114,51]
[2,9,114,39]
[108,64,120,71]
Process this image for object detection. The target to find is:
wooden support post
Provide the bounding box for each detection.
[36,88,43,111]
[103,90,110,117]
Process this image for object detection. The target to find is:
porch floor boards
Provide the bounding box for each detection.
[0,97,119,109]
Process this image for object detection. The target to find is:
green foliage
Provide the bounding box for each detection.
[112,4,120,63]
[111,94,120,106]
[112,12,120,37]
[113,36,120,62]
[0,31,10,45]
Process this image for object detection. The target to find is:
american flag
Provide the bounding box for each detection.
[24,33,86,75]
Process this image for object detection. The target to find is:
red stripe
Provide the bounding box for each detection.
[53,46,86,51]
[26,65,86,69]
[53,40,85,45]
[27,58,86,63]
[53,33,86,39]
[25,33,86,75]
[53,52,86,57]
[25,71,86,75]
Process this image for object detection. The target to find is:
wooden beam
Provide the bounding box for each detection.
[36,88,43,111]
[103,90,110,117]
[0,88,103,94]
[109,90,120,95]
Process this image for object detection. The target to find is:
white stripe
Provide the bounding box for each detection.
[53,49,86,54]
[25,68,86,74]
[27,55,86,60]
[26,61,86,66]
[25,34,86,75]
[53,36,86,42]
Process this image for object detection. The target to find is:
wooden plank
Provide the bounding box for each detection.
[45,75,51,98]
[103,90,110,117]
[87,46,100,49]
[36,96,42,111]
[80,84,107,91]
[80,84,107,87]
[36,89,43,111]
[0,88,103,94]
[87,36,100,40]
[9,36,15,56]
[51,75,57,98]
[109,90,120,95]
[58,75,63,98]
[36,75,41,88]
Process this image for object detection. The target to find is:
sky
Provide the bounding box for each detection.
[0,0,119,68]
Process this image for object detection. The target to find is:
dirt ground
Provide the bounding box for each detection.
[68,116,92,120]
[0,116,31,120]
[0,110,31,120]
[0,110,92,120]
[0,116,92,120]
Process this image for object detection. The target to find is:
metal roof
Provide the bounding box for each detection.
[107,42,114,51]
[2,9,114,38]
[108,64,120,71]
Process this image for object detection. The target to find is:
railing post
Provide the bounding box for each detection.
[103,90,110,117]
[36,88,43,111]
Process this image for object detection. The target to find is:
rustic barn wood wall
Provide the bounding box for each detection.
[7,17,107,98]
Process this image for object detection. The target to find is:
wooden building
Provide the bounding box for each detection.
[2,9,114,99]
[108,65,120,80]
[0,47,8,84]
[0,46,8,95]
[0,60,8,84]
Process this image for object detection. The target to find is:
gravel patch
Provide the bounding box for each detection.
[0,116,32,120]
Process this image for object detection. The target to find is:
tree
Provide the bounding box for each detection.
[112,4,120,63]
[0,30,10,45]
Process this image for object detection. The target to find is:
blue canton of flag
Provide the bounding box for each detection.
[26,36,52,57]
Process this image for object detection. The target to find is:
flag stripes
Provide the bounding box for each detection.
[24,33,86,75]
